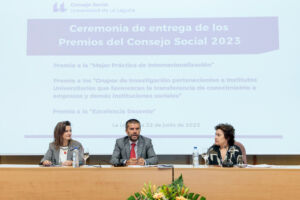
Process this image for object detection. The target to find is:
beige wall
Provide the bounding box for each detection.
[1,155,300,165]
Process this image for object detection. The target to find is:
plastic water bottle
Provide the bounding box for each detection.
[72,147,79,168]
[192,146,199,168]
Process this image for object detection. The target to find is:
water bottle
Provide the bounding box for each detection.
[72,147,79,168]
[192,146,199,168]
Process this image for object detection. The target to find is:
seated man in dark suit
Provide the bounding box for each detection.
[110,119,158,166]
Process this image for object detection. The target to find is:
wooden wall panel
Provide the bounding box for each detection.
[1,155,300,165]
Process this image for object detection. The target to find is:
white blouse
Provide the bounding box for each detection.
[59,146,69,164]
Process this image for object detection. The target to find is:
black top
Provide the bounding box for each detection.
[207,144,243,166]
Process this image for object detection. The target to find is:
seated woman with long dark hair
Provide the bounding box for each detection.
[41,121,84,166]
[208,123,243,166]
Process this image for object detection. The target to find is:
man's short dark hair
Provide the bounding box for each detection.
[215,123,235,146]
[125,119,140,130]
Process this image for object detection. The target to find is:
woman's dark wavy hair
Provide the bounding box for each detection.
[215,123,235,146]
[53,121,71,148]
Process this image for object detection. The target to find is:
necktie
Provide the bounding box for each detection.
[130,143,136,159]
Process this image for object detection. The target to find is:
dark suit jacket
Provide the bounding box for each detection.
[40,139,84,165]
[110,135,158,165]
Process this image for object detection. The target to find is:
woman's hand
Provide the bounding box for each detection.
[62,160,73,166]
[42,160,52,166]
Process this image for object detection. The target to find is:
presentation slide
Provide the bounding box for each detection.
[1,0,299,155]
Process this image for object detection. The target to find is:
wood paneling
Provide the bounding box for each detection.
[1,155,300,165]
[0,167,172,200]
[175,168,300,200]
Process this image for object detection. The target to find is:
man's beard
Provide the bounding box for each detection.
[130,134,139,141]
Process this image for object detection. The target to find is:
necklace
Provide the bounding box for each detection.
[61,147,68,155]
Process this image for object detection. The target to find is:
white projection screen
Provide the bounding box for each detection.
[1,0,299,155]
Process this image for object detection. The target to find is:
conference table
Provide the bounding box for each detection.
[0,164,300,200]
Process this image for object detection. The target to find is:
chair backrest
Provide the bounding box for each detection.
[234,141,247,164]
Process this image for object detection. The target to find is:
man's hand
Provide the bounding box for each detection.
[137,158,145,166]
[126,158,138,165]
[42,160,52,166]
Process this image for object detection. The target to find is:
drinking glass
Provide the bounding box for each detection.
[237,155,244,167]
[201,148,209,166]
[83,148,90,165]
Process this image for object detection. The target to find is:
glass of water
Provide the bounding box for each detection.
[201,148,209,166]
[83,148,90,165]
[236,155,244,167]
